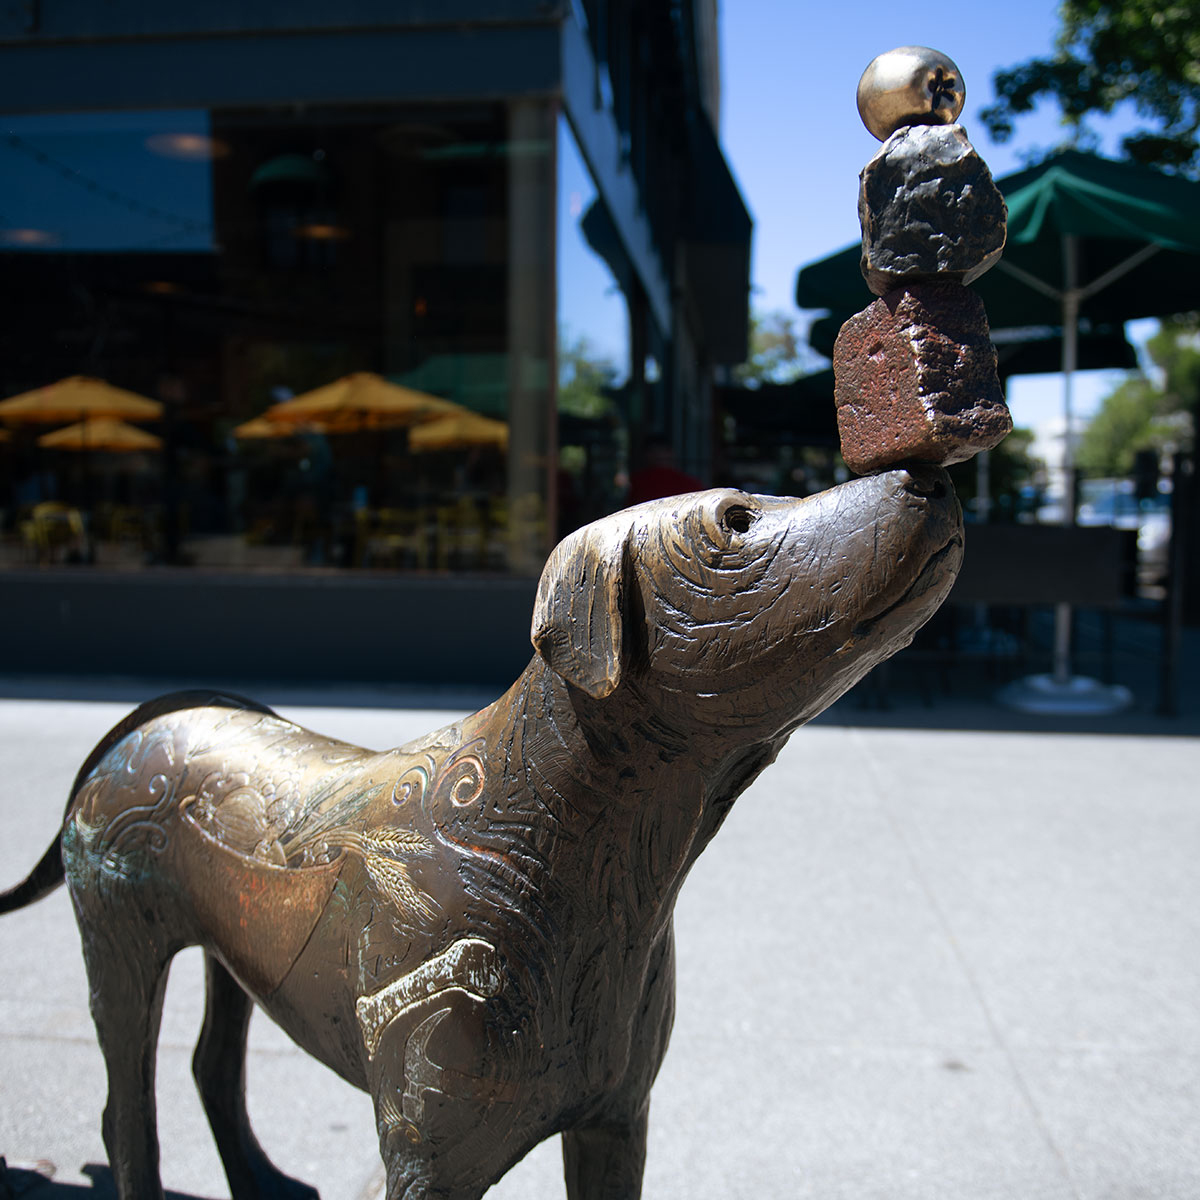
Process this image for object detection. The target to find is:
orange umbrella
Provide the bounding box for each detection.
[264,372,463,432]
[37,416,162,452]
[409,411,508,453]
[231,416,319,440]
[0,376,162,424]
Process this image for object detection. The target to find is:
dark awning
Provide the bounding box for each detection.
[805,312,1138,379]
[718,372,837,444]
[680,112,753,366]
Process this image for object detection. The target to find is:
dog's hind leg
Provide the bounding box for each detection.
[193,951,320,1200]
[75,913,174,1200]
[561,1109,649,1200]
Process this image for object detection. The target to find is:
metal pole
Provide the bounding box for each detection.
[1158,452,1190,716]
[1061,235,1079,524]
[976,447,991,522]
[1052,235,1080,685]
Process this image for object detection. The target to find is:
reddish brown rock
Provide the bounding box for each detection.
[833,282,1012,474]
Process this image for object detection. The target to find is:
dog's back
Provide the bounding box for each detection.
[0,691,275,918]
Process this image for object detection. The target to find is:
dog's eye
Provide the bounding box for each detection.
[721,506,754,534]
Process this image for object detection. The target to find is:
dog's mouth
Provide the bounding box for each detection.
[852,532,964,640]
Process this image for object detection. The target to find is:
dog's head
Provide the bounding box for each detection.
[531,468,962,741]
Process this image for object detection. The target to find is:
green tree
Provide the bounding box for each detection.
[558,329,620,419]
[1077,377,1170,476]
[1077,315,1199,475]
[981,0,1200,174]
[948,427,1044,520]
[734,310,821,387]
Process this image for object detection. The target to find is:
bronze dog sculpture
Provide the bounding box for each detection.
[1,470,961,1199]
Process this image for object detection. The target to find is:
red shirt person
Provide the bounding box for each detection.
[628,441,703,505]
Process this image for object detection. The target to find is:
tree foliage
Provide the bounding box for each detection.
[1077,316,1199,475]
[981,1,1200,174]
[558,329,620,419]
[734,310,820,387]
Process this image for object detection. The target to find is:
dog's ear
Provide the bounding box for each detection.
[531,516,631,699]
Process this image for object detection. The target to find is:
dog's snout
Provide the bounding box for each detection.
[898,465,950,500]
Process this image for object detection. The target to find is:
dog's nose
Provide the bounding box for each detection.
[897,465,950,500]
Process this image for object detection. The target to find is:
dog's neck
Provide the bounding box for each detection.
[464,657,784,936]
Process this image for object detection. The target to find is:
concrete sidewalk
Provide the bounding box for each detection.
[1,686,1197,1199]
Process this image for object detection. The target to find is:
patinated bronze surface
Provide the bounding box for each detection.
[856,45,965,142]
[1,472,963,1200]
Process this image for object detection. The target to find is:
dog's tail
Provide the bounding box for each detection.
[0,835,65,914]
[0,689,278,918]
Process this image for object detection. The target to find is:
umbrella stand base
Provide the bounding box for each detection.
[997,672,1133,716]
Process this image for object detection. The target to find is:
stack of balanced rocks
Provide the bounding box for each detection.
[834,46,1012,475]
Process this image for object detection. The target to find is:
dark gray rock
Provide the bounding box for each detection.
[859,124,1007,296]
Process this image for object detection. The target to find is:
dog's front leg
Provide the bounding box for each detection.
[562,1108,649,1200]
[372,1082,497,1200]
[378,1155,488,1200]
[560,926,675,1200]
[367,1000,518,1200]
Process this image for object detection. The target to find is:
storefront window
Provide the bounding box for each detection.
[0,101,556,574]
[555,114,632,538]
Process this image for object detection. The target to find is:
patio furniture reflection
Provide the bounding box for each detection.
[355,506,432,569]
[94,503,159,559]
[34,417,164,562]
[19,501,86,563]
[433,496,489,571]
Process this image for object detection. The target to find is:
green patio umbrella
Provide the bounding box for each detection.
[796,150,1200,713]
[805,311,1137,375]
[797,150,1200,470]
[797,150,1200,329]
[798,150,1200,441]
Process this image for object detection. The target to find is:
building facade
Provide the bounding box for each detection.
[0,1,750,683]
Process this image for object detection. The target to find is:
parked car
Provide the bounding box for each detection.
[1077,478,1172,590]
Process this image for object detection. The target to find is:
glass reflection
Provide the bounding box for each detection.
[555,113,631,538]
[0,103,556,574]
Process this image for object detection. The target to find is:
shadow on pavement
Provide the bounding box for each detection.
[1,1162,216,1200]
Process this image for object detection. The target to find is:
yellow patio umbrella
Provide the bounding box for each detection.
[409,411,508,453]
[0,375,162,424]
[232,416,280,440]
[231,415,321,440]
[37,416,163,452]
[265,372,463,432]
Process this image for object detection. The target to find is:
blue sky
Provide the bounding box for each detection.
[719,1,1150,448]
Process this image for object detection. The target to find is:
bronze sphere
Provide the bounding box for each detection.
[857,46,965,142]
